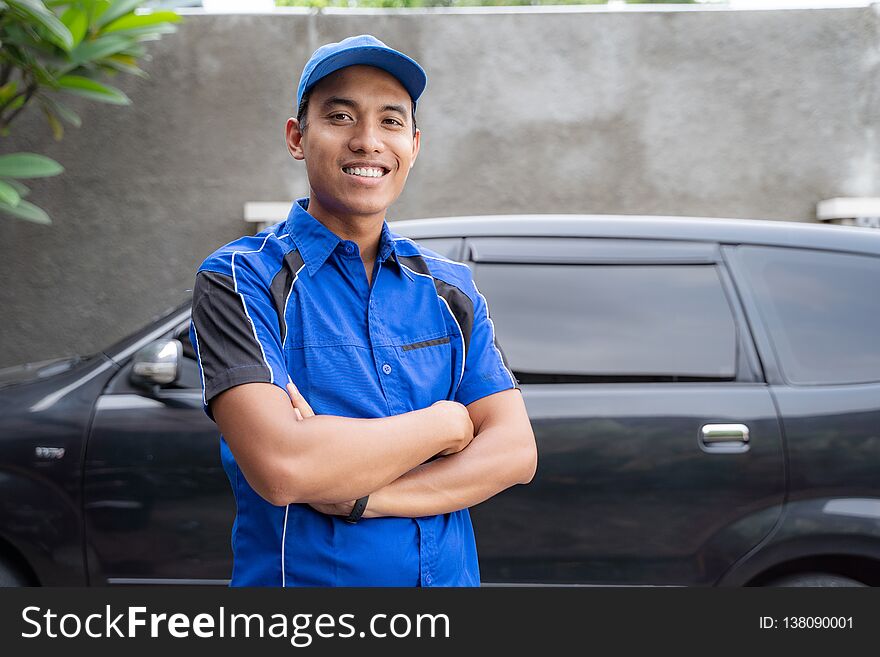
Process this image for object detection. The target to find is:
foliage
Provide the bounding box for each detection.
[0,0,180,223]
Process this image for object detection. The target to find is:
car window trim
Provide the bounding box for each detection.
[466,237,720,265]
[464,239,762,384]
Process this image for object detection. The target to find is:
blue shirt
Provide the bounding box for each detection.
[189,198,518,587]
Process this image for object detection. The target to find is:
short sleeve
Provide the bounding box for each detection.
[189,269,288,421]
[453,278,520,407]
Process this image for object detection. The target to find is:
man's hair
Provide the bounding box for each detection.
[297,92,418,137]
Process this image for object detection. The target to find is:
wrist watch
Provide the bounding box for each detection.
[344,495,370,524]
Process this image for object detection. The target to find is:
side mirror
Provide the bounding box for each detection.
[130,339,182,388]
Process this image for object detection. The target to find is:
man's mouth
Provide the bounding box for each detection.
[342,166,388,178]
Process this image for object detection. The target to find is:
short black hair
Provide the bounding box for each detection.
[297,91,418,136]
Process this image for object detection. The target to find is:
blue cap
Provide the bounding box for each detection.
[296,34,427,110]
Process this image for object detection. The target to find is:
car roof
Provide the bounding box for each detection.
[390,214,880,257]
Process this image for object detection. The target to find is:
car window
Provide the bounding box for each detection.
[473,263,737,382]
[736,246,880,385]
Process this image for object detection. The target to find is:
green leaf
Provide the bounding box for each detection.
[102,54,147,78]
[0,152,64,178]
[107,52,137,67]
[6,0,75,52]
[103,10,181,33]
[39,99,64,140]
[2,22,62,63]
[104,23,177,39]
[0,198,52,224]
[0,81,19,105]
[5,94,26,112]
[0,179,22,206]
[0,23,45,53]
[29,56,59,85]
[2,178,32,197]
[90,0,112,25]
[117,39,147,53]
[38,93,82,127]
[69,34,134,65]
[129,33,160,44]
[60,7,88,47]
[57,74,130,105]
[95,0,142,29]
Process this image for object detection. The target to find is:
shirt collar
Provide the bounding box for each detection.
[285,198,400,276]
[377,219,399,266]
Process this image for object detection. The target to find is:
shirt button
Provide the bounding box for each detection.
[344,243,355,255]
[424,574,433,585]
[382,363,392,375]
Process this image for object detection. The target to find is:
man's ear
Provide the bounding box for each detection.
[410,128,421,169]
[285,117,305,160]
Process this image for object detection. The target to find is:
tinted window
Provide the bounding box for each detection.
[737,246,880,385]
[473,264,737,382]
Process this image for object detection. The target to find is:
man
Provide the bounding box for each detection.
[189,34,536,587]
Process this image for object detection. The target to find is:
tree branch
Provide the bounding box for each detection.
[0,61,12,88]
[0,79,37,132]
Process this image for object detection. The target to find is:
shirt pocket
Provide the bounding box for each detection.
[396,333,459,407]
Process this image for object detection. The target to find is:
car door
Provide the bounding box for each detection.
[723,245,880,570]
[84,316,234,585]
[464,236,785,586]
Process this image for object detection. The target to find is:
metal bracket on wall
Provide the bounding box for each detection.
[817,197,880,229]
[244,202,294,235]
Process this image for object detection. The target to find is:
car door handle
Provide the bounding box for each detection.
[700,423,750,445]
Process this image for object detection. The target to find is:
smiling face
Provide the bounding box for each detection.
[285,65,421,228]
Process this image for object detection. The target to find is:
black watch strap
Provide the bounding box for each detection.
[344,495,369,524]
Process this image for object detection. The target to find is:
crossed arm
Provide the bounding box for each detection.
[211,381,537,517]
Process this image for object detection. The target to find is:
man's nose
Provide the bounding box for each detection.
[349,121,384,153]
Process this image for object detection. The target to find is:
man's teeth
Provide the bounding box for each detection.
[343,167,385,178]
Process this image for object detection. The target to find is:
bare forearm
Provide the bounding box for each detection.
[284,408,455,504]
[212,384,471,507]
[365,423,536,518]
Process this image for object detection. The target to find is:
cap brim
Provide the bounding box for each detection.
[302,46,427,106]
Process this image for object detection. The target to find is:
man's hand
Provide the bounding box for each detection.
[286,381,315,421]
[212,381,476,506]
[286,383,475,518]
[431,400,475,456]
[359,389,537,519]
[288,381,473,455]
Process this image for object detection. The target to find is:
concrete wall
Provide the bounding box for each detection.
[2,6,878,367]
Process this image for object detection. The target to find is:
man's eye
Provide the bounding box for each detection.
[384,118,403,126]
[330,113,351,121]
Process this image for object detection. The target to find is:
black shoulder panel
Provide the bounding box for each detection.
[398,253,474,355]
[268,249,305,345]
[192,270,271,391]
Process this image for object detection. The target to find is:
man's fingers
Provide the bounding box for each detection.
[286,381,316,418]
[293,407,303,421]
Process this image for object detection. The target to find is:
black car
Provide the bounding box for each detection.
[1,214,879,587]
